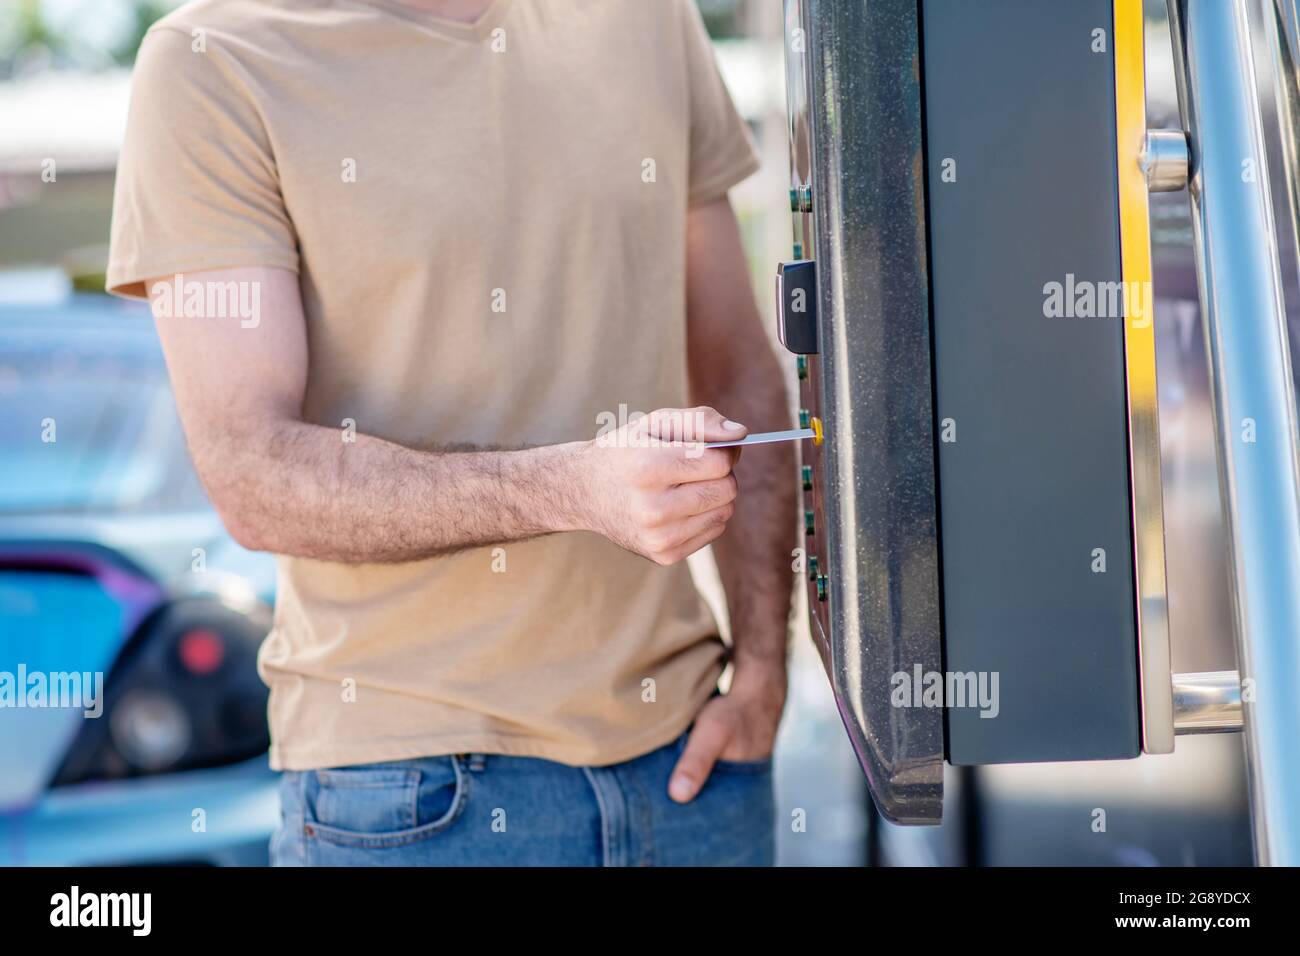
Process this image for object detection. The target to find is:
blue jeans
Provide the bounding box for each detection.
[270,730,775,866]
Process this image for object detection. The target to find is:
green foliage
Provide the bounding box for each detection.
[113,0,173,65]
[6,0,61,65]
[698,0,742,40]
[0,0,173,74]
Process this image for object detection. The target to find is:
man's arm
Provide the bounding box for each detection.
[669,197,797,802]
[147,266,744,566]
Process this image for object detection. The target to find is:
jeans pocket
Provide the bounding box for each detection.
[305,758,467,849]
[712,755,774,773]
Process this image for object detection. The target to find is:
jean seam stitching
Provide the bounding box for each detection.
[298,770,309,866]
[619,764,655,867]
[582,766,614,867]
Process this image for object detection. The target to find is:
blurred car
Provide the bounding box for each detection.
[0,281,280,865]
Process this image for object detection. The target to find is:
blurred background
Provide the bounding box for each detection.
[0,0,1291,866]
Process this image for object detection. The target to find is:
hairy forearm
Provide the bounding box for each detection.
[693,360,797,681]
[195,413,585,563]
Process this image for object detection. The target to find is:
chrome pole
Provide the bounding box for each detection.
[1264,0,1300,285]
[1167,0,1300,865]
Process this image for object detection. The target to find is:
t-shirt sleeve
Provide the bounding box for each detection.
[106,27,298,299]
[678,0,761,206]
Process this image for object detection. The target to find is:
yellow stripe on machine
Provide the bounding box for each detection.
[1114,0,1173,755]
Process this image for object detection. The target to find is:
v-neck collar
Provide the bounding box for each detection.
[358,0,514,43]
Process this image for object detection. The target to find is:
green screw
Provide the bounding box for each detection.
[798,408,811,430]
[796,355,808,380]
[804,509,815,537]
[816,574,829,602]
[808,554,819,582]
[801,465,813,491]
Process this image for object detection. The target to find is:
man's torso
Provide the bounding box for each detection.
[123,0,736,769]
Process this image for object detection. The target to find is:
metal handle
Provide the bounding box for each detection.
[1172,671,1244,733]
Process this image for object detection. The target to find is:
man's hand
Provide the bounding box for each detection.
[578,406,747,566]
[668,665,787,802]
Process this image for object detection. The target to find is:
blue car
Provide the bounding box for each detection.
[0,289,280,865]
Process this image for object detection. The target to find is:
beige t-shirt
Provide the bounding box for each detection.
[107,0,760,770]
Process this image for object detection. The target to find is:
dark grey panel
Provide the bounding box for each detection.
[921,0,1141,763]
[802,0,945,822]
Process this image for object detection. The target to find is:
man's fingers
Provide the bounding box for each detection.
[669,715,730,803]
[643,502,733,564]
[668,475,739,516]
[669,446,735,482]
[660,518,729,564]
